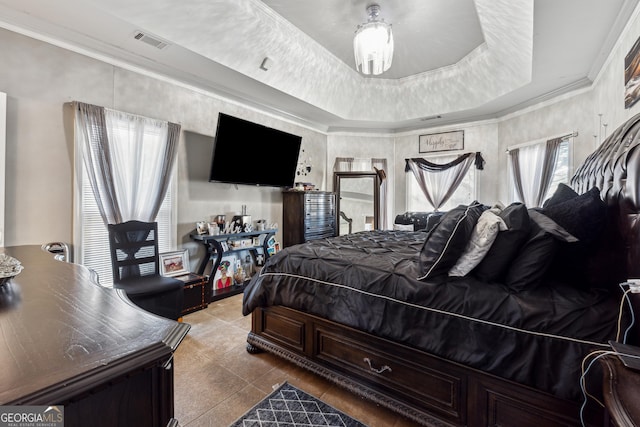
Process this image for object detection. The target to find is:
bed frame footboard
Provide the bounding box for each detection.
[248,306,605,427]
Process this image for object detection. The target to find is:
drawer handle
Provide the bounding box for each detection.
[363,357,392,374]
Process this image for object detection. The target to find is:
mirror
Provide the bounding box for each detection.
[333,172,381,235]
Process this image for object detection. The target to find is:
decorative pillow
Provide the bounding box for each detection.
[503,219,559,292]
[527,209,578,242]
[449,209,507,277]
[418,202,486,281]
[473,203,531,283]
[542,186,606,244]
[393,223,414,231]
[498,208,579,292]
[542,187,612,290]
[542,183,579,208]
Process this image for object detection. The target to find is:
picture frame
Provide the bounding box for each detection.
[418,130,464,153]
[625,35,640,109]
[159,249,190,277]
[196,221,209,235]
[212,255,236,290]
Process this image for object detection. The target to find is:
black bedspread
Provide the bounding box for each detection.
[243,230,623,401]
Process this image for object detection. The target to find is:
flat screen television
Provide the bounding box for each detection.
[209,113,302,188]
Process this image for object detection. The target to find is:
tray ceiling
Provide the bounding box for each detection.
[0,0,636,132]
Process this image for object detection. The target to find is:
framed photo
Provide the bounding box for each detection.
[419,130,464,153]
[625,35,640,109]
[212,255,236,290]
[159,249,190,277]
[196,221,208,235]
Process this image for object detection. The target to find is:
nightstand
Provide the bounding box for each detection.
[601,354,640,426]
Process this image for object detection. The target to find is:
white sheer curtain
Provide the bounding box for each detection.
[75,102,180,224]
[509,138,561,207]
[405,153,478,211]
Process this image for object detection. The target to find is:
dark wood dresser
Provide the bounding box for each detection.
[0,245,190,427]
[282,190,336,247]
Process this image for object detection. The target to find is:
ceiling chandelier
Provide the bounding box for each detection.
[353,3,394,75]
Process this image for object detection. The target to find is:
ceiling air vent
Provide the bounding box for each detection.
[133,31,169,50]
[420,115,443,121]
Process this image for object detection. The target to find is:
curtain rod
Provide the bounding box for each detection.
[506,131,578,153]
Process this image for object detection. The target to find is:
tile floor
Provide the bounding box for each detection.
[174,294,418,426]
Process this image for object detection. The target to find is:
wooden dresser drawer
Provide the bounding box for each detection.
[313,325,465,424]
[255,306,307,353]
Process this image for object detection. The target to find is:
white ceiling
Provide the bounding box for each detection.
[0,0,637,132]
[262,0,485,79]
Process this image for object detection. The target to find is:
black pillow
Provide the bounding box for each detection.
[542,186,606,244]
[473,203,531,283]
[505,209,583,292]
[542,183,579,208]
[418,201,485,280]
[542,187,612,290]
[503,219,559,292]
[527,209,578,242]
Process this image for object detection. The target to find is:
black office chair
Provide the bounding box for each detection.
[108,220,184,320]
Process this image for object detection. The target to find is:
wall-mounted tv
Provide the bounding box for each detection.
[209,113,302,188]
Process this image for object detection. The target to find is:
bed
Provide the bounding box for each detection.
[242,114,640,427]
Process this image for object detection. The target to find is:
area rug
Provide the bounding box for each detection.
[229,382,367,427]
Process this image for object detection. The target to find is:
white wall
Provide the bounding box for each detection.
[3,0,640,261]
[0,28,327,270]
[326,133,395,228]
[393,121,500,213]
[496,5,640,202]
[0,92,5,247]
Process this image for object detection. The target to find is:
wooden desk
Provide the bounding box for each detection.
[601,354,640,426]
[0,246,190,427]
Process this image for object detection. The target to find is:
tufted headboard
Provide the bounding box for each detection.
[571,112,640,280]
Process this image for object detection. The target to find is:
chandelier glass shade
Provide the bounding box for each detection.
[353,4,394,75]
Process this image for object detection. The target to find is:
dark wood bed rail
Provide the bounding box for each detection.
[248,306,605,427]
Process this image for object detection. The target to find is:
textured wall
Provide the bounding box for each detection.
[0,28,327,271]
[391,122,500,214]
[326,133,395,228]
[3,0,640,259]
[496,3,640,202]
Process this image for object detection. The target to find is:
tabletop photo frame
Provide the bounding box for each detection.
[159,249,190,277]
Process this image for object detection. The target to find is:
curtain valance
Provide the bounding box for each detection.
[404,152,484,172]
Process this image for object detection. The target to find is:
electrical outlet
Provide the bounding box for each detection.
[627,278,640,293]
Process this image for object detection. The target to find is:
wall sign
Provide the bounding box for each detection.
[419,130,464,153]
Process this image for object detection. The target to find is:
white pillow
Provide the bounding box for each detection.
[393,223,414,231]
[448,210,508,277]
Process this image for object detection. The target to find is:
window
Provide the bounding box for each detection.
[544,139,570,199]
[508,139,570,204]
[406,154,476,212]
[74,113,176,287]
